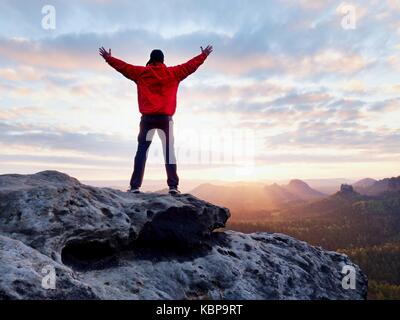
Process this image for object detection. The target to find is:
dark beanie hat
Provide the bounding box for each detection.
[146,49,164,66]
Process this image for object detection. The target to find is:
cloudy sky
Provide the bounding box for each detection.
[0,0,399,184]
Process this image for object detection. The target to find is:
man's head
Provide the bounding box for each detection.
[146,49,164,66]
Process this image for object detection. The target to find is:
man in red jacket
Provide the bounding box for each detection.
[99,45,213,194]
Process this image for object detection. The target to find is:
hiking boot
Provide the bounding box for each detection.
[168,187,181,195]
[128,187,141,194]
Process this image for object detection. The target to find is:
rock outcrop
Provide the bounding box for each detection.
[357,176,400,196]
[0,171,367,300]
[340,184,355,194]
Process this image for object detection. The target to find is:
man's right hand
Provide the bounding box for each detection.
[99,47,112,60]
[201,45,213,57]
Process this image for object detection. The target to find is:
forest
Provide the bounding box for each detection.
[227,190,400,300]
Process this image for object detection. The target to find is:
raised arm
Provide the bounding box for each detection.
[170,45,213,81]
[99,47,144,82]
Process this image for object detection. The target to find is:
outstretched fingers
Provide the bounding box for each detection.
[201,44,213,56]
[99,47,112,59]
[99,47,106,57]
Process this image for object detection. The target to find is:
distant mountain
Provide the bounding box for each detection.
[190,183,279,214]
[191,176,400,221]
[263,183,301,204]
[276,184,365,219]
[276,179,400,221]
[355,176,400,196]
[229,181,400,271]
[353,178,378,194]
[190,180,325,218]
[285,179,325,200]
[302,178,356,195]
[353,178,377,189]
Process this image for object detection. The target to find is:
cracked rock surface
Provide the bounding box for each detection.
[0,171,367,300]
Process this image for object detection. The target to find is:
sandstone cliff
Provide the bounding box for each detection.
[0,171,367,299]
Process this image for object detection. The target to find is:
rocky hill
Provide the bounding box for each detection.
[353,178,377,191]
[0,171,367,300]
[353,176,400,196]
[285,179,325,200]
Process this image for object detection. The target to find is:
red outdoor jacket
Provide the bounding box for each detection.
[106,52,207,116]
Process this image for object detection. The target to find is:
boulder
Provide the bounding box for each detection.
[0,171,368,300]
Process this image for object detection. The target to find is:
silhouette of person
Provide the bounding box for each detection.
[99,45,213,194]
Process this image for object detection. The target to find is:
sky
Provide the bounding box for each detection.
[0,0,399,185]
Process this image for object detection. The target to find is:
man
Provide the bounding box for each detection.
[99,45,213,194]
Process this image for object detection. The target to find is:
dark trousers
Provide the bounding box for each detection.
[130,115,179,189]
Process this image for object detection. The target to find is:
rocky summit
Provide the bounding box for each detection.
[0,171,367,300]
